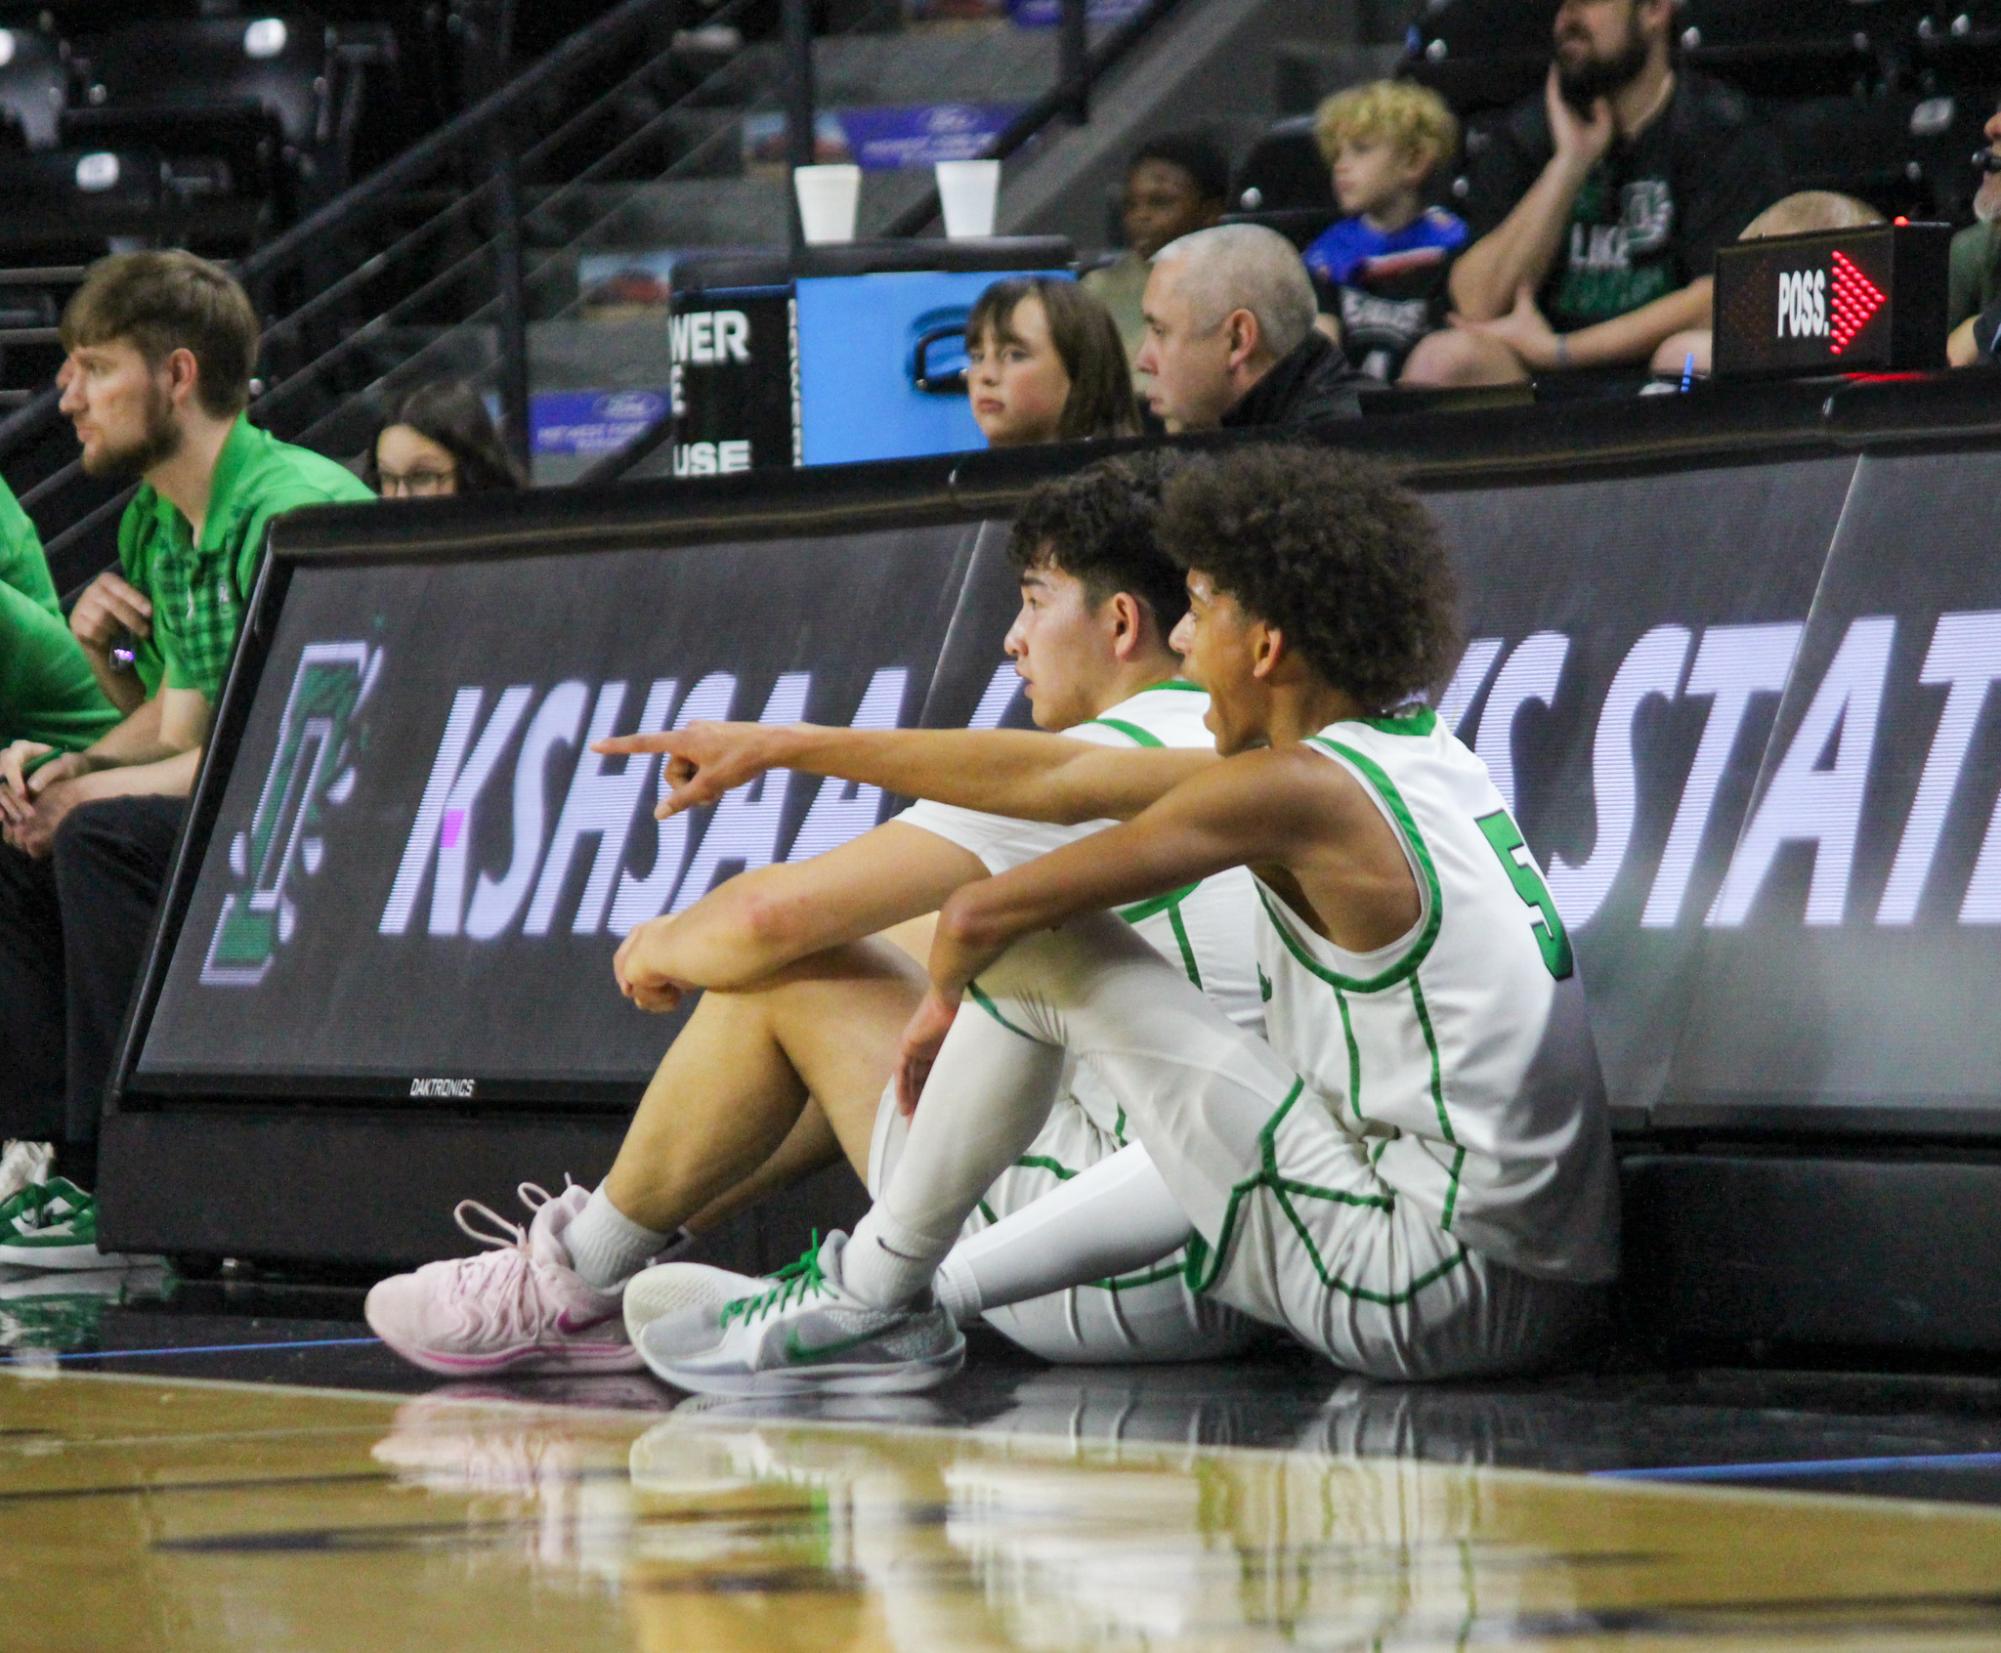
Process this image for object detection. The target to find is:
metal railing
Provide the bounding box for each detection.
[583,0,1186,484]
[3,0,1184,582]
[5,0,774,580]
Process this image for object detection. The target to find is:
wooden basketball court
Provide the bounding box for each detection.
[8,1355,2001,1651]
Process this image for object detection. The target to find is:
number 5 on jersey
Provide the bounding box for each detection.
[1476,811,1574,980]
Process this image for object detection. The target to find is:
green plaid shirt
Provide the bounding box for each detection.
[118,416,374,702]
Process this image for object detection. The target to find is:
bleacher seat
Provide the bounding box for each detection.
[1408,0,1558,60]
[1219,209,1335,252]
[1231,114,1328,214]
[1766,89,1993,220]
[0,22,67,150]
[72,16,333,154]
[1677,0,1913,51]
[1914,2,2001,91]
[1404,0,1554,118]
[60,15,341,250]
[1679,0,1896,98]
[0,147,164,254]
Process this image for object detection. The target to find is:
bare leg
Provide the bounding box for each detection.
[1398,328,1531,388]
[602,939,925,1235]
[681,1100,842,1234]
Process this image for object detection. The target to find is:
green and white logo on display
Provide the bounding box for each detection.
[202,641,379,985]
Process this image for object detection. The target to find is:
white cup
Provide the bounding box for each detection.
[793,163,861,245]
[936,158,1000,240]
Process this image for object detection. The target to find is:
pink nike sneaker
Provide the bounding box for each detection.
[366,1182,642,1376]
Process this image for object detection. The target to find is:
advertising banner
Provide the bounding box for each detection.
[1666,449,2001,1131]
[138,524,986,1093]
[127,442,2001,1137]
[669,287,799,476]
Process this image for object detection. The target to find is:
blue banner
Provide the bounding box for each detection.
[528,389,674,458]
[835,103,1023,171]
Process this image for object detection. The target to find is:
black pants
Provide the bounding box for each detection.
[0,795,185,1168]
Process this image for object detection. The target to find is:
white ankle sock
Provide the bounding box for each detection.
[932,1143,1191,1326]
[564,1186,681,1292]
[843,1208,953,1310]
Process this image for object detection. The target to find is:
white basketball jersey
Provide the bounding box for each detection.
[1255,709,1619,1284]
[901,681,1265,1134]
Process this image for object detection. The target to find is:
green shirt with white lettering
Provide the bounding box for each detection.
[118,415,374,703]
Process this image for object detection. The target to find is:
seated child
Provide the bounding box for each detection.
[1301,80,1466,384]
[1649,191,1884,380]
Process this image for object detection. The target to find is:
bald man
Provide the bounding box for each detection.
[1134,224,1362,432]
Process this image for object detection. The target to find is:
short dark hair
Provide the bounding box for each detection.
[1130,132,1231,204]
[366,379,525,493]
[60,250,259,418]
[1161,445,1460,709]
[1008,450,1192,637]
[967,278,1140,442]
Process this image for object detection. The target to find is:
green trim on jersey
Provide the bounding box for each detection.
[967,981,1038,1042]
[1254,736,1443,993]
[1410,974,1466,1230]
[1086,715,1163,747]
[1184,1078,1465,1307]
[1335,986,1363,1122]
[1166,903,1202,989]
[1149,678,1205,693]
[1094,702,1210,989]
[1117,883,1197,923]
[1359,707,1438,737]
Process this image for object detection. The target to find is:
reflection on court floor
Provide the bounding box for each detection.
[5,1369,2001,1651]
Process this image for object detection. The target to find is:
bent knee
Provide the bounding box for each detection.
[1399,329,1527,388]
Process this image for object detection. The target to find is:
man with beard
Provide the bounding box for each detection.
[1402,0,1786,387]
[0,251,371,1266]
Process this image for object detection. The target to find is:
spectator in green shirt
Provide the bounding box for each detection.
[0,251,373,1251]
[0,476,120,758]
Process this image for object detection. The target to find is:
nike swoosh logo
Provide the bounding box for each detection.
[555,1307,621,1335]
[784,1326,882,1365]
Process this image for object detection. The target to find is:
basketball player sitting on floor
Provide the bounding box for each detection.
[617,445,1620,1395]
[365,453,1271,1376]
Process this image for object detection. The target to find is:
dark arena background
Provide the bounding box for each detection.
[6,2,2001,1648]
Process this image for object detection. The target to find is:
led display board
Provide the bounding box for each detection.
[120,437,2001,1145]
[1714,222,1952,378]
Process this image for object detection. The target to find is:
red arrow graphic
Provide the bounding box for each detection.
[1829,252,1886,356]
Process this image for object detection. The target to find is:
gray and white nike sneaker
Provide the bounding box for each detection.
[634,1231,964,1398]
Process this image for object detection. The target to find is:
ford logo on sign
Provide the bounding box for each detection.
[597,392,666,423]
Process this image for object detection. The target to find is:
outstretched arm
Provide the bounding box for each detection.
[595,719,1215,825]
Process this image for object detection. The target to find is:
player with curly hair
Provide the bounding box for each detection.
[365,451,1268,1378]
[618,444,1620,1396]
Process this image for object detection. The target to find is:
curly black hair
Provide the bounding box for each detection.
[1159,444,1460,710]
[1007,450,1192,636]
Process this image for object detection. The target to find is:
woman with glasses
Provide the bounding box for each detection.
[366,380,525,497]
